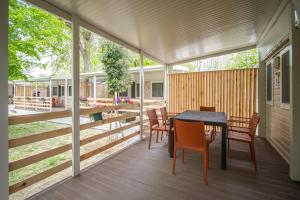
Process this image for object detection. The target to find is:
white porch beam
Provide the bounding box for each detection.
[71,14,81,176]
[168,44,256,66]
[139,51,144,140]
[0,0,9,198]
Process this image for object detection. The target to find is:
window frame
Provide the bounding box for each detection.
[151,81,164,98]
[279,46,291,110]
[135,82,140,98]
[266,60,273,105]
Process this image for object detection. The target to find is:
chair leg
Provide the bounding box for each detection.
[203,151,208,185]
[161,131,164,141]
[148,130,152,149]
[156,131,159,143]
[250,142,257,171]
[207,144,210,169]
[173,147,177,175]
[182,149,185,163]
[249,143,253,160]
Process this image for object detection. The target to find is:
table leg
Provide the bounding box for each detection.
[221,125,227,169]
[169,118,174,158]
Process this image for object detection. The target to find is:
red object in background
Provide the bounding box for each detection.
[51,97,57,107]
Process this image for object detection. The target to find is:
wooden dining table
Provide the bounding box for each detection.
[169,110,228,170]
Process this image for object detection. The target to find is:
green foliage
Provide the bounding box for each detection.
[129,53,158,68]
[8,0,71,80]
[100,41,132,95]
[226,49,258,69]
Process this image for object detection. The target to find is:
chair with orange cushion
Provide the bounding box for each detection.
[200,106,216,141]
[227,112,260,171]
[147,109,169,149]
[173,119,213,184]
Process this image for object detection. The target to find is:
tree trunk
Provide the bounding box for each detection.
[79,30,92,98]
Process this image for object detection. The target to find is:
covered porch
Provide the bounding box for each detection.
[1,0,300,200]
[29,137,300,200]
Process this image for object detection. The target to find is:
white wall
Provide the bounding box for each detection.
[290,0,300,182]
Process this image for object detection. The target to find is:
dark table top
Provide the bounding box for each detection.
[173,110,227,127]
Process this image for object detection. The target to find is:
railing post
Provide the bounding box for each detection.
[23,84,26,109]
[49,78,52,112]
[139,50,144,140]
[0,0,9,198]
[71,14,80,177]
[35,80,38,110]
[93,75,97,106]
[64,79,68,110]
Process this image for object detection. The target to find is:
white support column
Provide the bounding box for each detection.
[139,50,144,140]
[23,84,26,108]
[13,81,16,107]
[49,78,52,111]
[93,75,97,105]
[71,14,80,177]
[35,81,38,110]
[0,0,9,198]
[64,79,68,110]
[163,64,168,102]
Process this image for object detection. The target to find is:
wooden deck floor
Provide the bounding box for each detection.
[29,135,300,200]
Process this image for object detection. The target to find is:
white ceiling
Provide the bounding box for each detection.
[44,0,282,64]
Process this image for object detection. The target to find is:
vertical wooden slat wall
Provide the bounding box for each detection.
[168,68,258,119]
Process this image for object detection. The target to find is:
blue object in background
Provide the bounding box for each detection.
[93,112,103,121]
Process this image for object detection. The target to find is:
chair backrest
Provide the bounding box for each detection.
[200,106,216,112]
[249,112,260,137]
[174,119,206,149]
[147,109,159,128]
[160,107,168,122]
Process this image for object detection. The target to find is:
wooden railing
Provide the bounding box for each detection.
[13,96,52,111]
[168,68,258,119]
[8,104,146,194]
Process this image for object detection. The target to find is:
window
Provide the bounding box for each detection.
[119,89,128,97]
[266,62,273,103]
[68,86,72,96]
[58,85,65,97]
[152,82,164,98]
[52,87,58,96]
[281,48,290,108]
[136,83,140,97]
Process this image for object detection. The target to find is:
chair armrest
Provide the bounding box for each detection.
[230,116,251,120]
[228,119,250,124]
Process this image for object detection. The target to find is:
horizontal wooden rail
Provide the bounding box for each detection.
[80,131,140,161]
[9,161,72,194]
[9,127,71,148]
[9,118,141,171]
[9,131,140,194]
[9,104,137,125]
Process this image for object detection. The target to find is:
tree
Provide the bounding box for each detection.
[226,49,258,69]
[129,53,158,68]
[100,41,132,100]
[9,0,71,80]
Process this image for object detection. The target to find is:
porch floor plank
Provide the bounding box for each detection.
[29,135,300,200]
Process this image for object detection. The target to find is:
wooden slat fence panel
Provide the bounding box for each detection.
[168,68,258,119]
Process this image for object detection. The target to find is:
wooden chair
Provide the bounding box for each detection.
[227,112,260,171]
[173,119,213,184]
[147,109,169,149]
[160,107,169,140]
[200,106,216,141]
